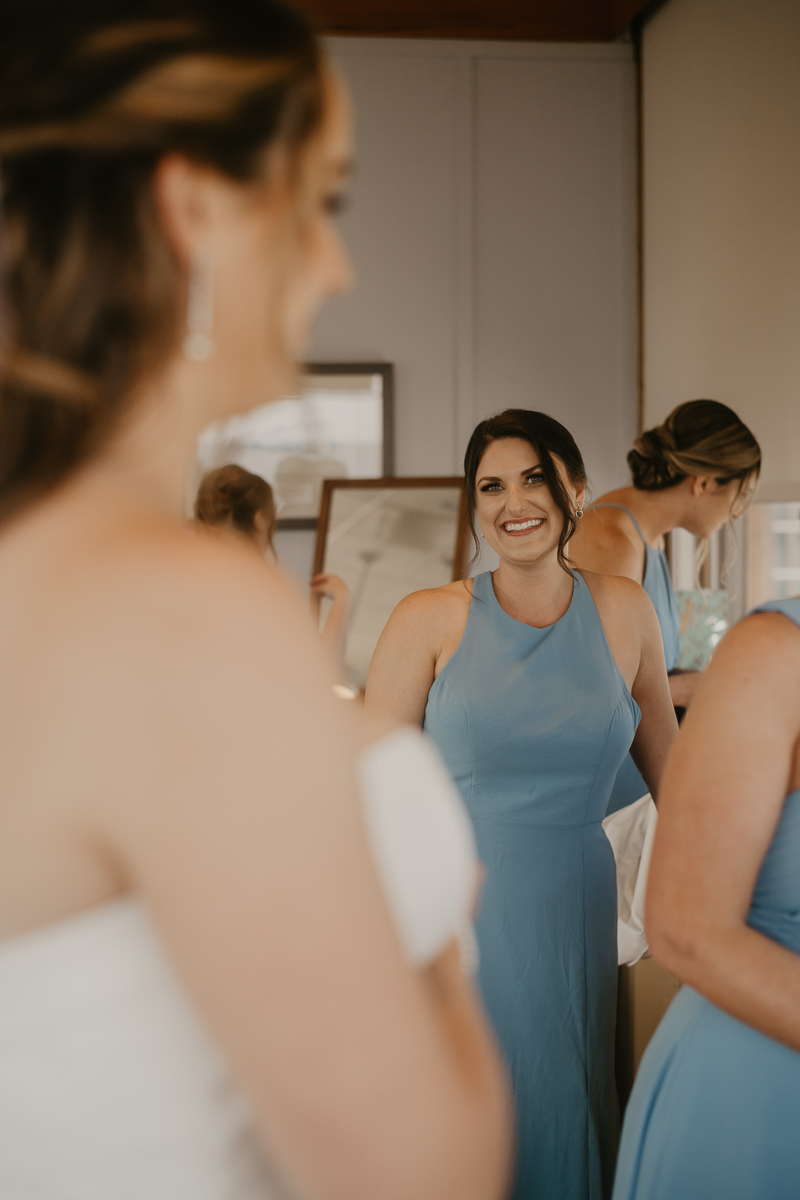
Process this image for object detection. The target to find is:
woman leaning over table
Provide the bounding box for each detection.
[572,399,760,814]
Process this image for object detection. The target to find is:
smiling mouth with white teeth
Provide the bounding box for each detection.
[502,517,545,533]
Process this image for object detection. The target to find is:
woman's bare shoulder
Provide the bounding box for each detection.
[577,567,652,619]
[8,506,318,693]
[389,578,474,625]
[710,607,800,677]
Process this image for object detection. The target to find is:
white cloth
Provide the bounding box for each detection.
[0,729,476,1198]
[359,728,478,967]
[602,793,658,966]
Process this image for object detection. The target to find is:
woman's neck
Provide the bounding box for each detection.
[491,553,574,628]
[80,357,214,521]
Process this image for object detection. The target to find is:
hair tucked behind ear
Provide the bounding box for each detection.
[629,400,761,505]
[0,0,323,523]
[463,409,587,576]
[195,464,276,552]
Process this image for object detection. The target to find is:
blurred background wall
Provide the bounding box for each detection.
[311,37,638,496]
[641,0,800,503]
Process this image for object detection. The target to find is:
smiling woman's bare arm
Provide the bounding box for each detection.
[365,586,468,727]
[627,591,678,798]
[585,572,677,799]
[646,612,800,1052]
[88,540,509,1200]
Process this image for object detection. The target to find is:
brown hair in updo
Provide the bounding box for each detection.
[0,0,324,523]
[195,464,276,553]
[629,401,761,509]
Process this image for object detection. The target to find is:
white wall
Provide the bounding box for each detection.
[312,37,638,498]
[642,0,800,501]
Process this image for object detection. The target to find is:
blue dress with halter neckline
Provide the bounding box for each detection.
[592,504,680,815]
[424,570,640,1200]
[612,597,800,1200]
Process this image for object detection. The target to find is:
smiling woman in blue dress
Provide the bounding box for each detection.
[366,409,679,1200]
[613,598,800,1200]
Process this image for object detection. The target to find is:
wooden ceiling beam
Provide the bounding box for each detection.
[310,0,653,42]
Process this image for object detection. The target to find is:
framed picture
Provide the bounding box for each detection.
[314,477,470,690]
[196,362,394,529]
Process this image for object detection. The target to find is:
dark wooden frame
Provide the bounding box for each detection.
[277,362,394,531]
[313,476,471,581]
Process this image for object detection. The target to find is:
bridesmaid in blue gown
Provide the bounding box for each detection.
[613,598,800,1200]
[366,410,678,1200]
[573,400,761,814]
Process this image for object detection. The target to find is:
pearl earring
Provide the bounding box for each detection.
[182,257,215,362]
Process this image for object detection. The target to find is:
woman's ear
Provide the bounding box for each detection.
[574,483,586,514]
[691,475,711,498]
[152,153,232,266]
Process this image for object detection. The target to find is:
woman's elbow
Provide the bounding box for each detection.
[645,898,707,979]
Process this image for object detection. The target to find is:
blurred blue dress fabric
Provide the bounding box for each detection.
[425,570,640,1200]
[612,596,800,1200]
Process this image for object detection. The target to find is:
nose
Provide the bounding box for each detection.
[505,484,529,514]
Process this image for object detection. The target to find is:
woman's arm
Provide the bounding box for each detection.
[646,611,800,1053]
[98,546,511,1200]
[629,594,679,798]
[585,571,677,799]
[365,589,453,727]
[668,669,701,710]
[311,572,351,663]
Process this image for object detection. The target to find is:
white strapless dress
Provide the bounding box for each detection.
[0,729,476,1199]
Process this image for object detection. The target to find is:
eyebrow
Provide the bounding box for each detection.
[477,463,542,485]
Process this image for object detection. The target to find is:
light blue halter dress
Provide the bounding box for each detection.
[424,571,640,1200]
[594,505,680,816]
[612,597,800,1200]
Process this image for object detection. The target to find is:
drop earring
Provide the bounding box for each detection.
[575,507,584,519]
[182,257,214,362]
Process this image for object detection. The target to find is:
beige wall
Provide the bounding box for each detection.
[273,37,639,582]
[315,37,638,493]
[642,0,800,500]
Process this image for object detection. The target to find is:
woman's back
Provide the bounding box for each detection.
[0,6,512,1195]
[0,899,280,1199]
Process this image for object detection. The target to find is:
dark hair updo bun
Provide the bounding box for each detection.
[628,400,761,502]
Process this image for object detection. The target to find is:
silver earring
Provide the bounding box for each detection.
[182,257,214,362]
[575,507,584,519]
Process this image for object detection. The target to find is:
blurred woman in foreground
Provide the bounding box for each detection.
[195,463,352,659]
[0,4,510,1198]
[613,597,800,1200]
[572,399,760,813]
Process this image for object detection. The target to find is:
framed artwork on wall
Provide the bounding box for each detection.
[313,477,469,690]
[195,362,394,529]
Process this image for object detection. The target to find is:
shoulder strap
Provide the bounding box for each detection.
[590,503,647,547]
